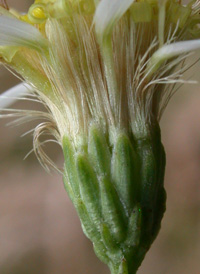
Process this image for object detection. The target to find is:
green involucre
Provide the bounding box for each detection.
[62,124,166,274]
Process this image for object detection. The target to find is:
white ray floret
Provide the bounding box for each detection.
[148,39,200,75]
[94,0,134,38]
[0,83,30,109]
[0,15,48,51]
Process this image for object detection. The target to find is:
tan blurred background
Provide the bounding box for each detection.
[0,1,200,273]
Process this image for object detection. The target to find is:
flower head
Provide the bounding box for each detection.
[0,0,200,273]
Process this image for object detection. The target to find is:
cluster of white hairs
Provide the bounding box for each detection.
[0,0,200,170]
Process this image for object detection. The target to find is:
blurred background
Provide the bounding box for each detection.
[0,1,200,273]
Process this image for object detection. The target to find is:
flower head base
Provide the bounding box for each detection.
[0,0,200,273]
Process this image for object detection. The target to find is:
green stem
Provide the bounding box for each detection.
[110,263,138,274]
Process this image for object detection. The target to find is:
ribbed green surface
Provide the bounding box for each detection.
[62,124,166,274]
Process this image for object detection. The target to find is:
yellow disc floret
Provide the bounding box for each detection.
[28,4,47,23]
[32,7,46,19]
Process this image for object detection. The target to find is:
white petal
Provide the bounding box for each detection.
[0,83,30,109]
[0,16,48,51]
[148,39,200,75]
[94,0,134,38]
